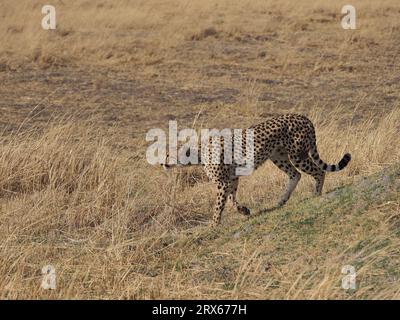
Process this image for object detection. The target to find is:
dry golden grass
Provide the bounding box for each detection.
[0,0,399,299]
[0,106,399,299]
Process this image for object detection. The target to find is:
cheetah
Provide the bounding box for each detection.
[161,114,351,226]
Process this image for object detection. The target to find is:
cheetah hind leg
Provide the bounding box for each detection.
[291,157,326,196]
[270,152,301,207]
[228,178,250,216]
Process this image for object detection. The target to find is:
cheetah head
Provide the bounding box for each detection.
[160,146,199,171]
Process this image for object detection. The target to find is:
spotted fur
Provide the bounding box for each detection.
[162,114,351,227]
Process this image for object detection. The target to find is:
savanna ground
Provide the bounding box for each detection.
[0,0,399,299]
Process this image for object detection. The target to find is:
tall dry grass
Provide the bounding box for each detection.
[1,0,399,300]
[0,104,399,299]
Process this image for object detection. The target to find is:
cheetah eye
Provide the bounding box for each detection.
[185,149,191,157]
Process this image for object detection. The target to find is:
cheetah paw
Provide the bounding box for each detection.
[238,206,251,216]
[277,199,287,207]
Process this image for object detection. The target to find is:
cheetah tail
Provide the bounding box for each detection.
[309,148,351,172]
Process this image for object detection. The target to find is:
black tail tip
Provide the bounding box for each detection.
[338,153,351,170]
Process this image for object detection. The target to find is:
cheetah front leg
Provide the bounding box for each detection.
[212,182,229,227]
[228,178,250,216]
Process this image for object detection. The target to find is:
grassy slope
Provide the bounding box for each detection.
[0,120,398,299]
[147,164,400,299]
[0,114,397,299]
